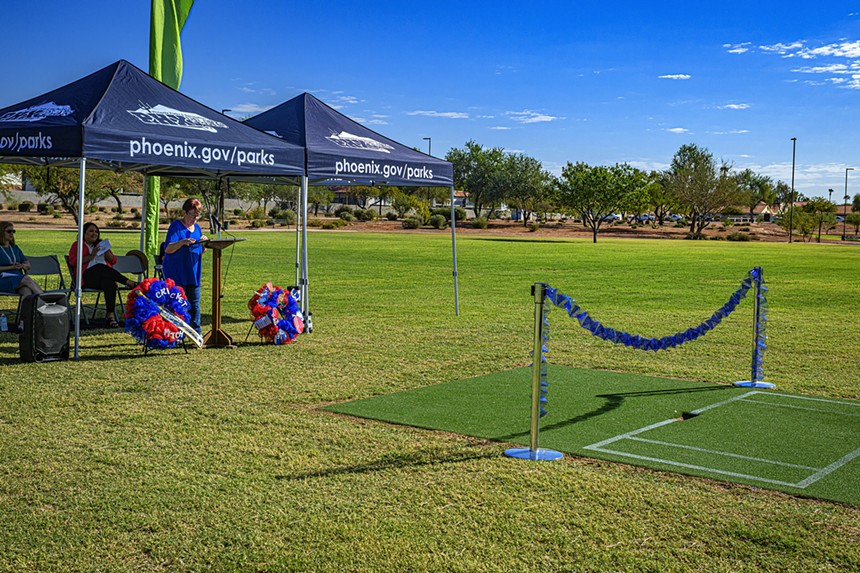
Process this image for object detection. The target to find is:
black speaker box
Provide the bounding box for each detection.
[19,292,70,363]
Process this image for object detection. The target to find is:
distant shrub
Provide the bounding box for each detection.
[247,206,266,220]
[18,201,33,212]
[53,212,63,219]
[738,226,751,232]
[113,213,124,220]
[431,207,467,222]
[322,221,340,230]
[472,216,488,229]
[355,208,377,221]
[106,220,126,228]
[674,222,686,228]
[429,214,447,229]
[307,219,325,228]
[727,232,756,242]
[527,221,539,232]
[385,211,398,221]
[98,206,107,212]
[271,209,296,225]
[402,217,422,229]
[37,203,50,214]
[233,208,244,216]
[709,235,726,240]
[6,200,17,210]
[251,220,266,228]
[334,205,353,217]
[130,207,139,215]
[339,211,355,222]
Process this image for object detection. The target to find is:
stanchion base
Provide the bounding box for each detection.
[733,380,776,389]
[504,447,563,461]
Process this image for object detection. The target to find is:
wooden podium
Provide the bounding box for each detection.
[201,237,246,349]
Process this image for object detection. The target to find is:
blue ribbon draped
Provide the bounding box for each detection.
[537,268,768,417]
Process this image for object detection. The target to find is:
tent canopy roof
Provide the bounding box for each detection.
[0,59,304,180]
[245,93,453,187]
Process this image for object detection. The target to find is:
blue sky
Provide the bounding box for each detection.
[2,1,858,197]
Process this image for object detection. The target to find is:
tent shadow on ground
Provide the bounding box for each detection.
[494,384,736,442]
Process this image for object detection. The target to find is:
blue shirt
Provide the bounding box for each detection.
[162,219,204,287]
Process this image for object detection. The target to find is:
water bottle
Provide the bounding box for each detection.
[0,313,7,332]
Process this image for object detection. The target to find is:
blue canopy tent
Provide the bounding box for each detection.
[0,59,306,357]
[244,93,459,323]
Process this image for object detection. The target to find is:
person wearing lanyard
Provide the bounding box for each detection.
[0,222,44,332]
[162,198,208,334]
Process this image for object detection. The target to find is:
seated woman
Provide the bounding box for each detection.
[68,222,137,327]
[0,221,44,331]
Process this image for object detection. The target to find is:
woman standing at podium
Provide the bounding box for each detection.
[163,198,208,334]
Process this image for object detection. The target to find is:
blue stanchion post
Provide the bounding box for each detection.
[505,283,563,461]
[734,266,776,389]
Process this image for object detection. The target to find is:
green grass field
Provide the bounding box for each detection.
[1,229,858,572]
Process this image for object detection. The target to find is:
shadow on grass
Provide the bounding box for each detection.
[495,384,735,441]
[277,448,497,481]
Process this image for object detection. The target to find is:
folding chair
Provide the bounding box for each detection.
[64,254,104,324]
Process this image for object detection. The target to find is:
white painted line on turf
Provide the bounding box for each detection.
[583,389,859,489]
[583,418,678,450]
[585,446,805,488]
[738,398,860,417]
[795,446,860,488]
[750,392,860,408]
[626,437,820,471]
[688,390,758,415]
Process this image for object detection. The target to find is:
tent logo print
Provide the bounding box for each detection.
[0,102,73,123]
[325,130,393,153]
[127,103,228,133]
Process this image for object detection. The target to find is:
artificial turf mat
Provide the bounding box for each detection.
[325,367,860,505]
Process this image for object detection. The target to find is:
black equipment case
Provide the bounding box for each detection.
[19,292,70,363]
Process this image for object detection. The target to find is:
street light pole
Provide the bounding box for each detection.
[423,137,432,156]
[844,167,854,240]
[788,137,797,243]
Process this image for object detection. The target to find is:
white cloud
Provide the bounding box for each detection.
[719,103,751,110]
[666,127,689,134]
[238,86,276,96]
[506,110,563,123]
[795,40,860,59]
[724,42,752,54]
[354,117,388,125]
[758,41,805,54]
[490,126,512,130]
[658,74,691,80]
[230,103,274,114]
[626,160,670,172]
[709,129,750,135]
[407,110,469,119]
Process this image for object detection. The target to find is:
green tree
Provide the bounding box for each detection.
[665,144,744,239]
[845,213,860,234]
[499,153,555,227]
[21,165,98,224]
[87,170,143,213]
[557,162,636,243]
[852,193,860,213]
[308,186,335,216]
[446,140,506,218]
[390,188,421,218]
[737,168,774,220]
[802,198,837,243]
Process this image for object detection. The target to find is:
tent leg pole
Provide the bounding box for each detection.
[450,185,459,316]
[301,176,311,332]
[74,158,87,360]
[139,176,148,252]
[295,186,301,287]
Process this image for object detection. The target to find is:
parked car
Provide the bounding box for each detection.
[600,213,622,222]
[667,214,685,222]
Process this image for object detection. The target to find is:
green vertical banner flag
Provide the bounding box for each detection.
[145,0,195,256]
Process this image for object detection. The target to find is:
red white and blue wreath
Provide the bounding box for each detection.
[248,282,304,344]
[124,278,192,349]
